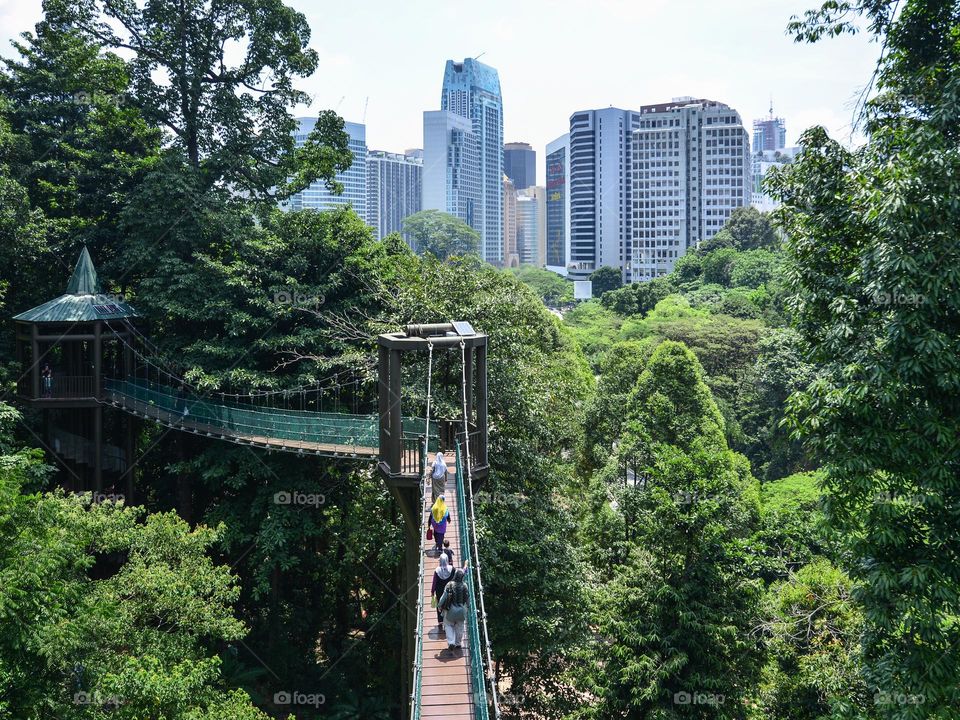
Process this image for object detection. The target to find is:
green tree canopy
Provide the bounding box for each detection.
[588,265,623,297]
[401,210,480,261]
[42,0,352,199]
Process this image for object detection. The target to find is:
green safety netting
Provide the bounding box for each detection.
[105,378,436,449]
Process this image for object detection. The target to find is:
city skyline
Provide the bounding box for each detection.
[0,0,878,185]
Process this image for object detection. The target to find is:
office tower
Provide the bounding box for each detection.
[366,150,423,241]
[441,58,504,264]
[545,133,570,271]
[286,118,367,216]
[630,98,751,282]
[752,102,787,152]
[504,142,536,190]
[516,186,546,266]
[422,110,481,232]
[503,175,518,267]
[567,107,641,281]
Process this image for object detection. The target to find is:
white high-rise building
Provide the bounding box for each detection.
[422,110,481,234]
[286,118,367,217]
[630,98,751,282]
[567,108,641,281]
[366,150,422,241]
[751,146,799,212]
[516,186,546,266]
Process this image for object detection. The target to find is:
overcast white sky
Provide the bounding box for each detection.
[1,0,879,179]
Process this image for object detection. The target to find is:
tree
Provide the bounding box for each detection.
[401,210,480,260]
[772,2,960,714]
[509,266,573,306]
[579,342,763,718]
[0,403,270,720]
[42,0,352,199]
[601,276,675,317]
[589,265,623,297]
[700,207,778,254]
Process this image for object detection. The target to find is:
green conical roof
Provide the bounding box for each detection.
[65,245,100,295]
[12,247,139,324]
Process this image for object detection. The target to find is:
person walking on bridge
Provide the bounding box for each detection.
[431,553,454,626]
[438,567,469,652]
[430,451,448,503]
[428,495,450,556]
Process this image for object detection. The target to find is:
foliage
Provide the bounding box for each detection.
[601,276,675,317]
[577,342,763,718]
[563,300,622,370]
[698,207,778,254]
[401,209,481,261]
[588,265,623,297]
[42,0,351,199]
[0,404,269,720]
[772,2,960,713]
[509,266,573,306]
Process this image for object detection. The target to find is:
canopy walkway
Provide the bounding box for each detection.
[12,249,501,719]
[411,442,494,719]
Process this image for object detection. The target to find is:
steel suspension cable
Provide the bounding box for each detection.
[459,339,500,719]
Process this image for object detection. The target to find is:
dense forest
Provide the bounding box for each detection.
[1,0,959,719]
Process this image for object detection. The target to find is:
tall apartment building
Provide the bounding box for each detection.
[504,142,536,191]
[630,98,751,282]
[422,110,481,233]
[752,104,786,152]
[517,186,546,266]
[567,107,640,281]
[366,150,422,242]
[545,133,570,271]
[441,58,504,264]
[503,175,518,267]
[751,146,799,212]
[286,118,367,216]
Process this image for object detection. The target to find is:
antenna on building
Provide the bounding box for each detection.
[769,95,774,119]
[474,51,486,60]
[362,96,369,124]
[335,95,346,111]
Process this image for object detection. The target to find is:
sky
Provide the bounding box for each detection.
[0,0,880,181]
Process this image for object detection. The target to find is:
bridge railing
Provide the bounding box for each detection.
[455,441,491,720]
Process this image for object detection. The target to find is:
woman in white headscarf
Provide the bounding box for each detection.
[430,451,448,503]
[430,552,454,626]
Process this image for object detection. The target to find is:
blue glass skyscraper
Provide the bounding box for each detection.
[285,118,367,218]
[441,58,503,264]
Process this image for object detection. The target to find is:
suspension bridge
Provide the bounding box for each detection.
[12,247,501,720]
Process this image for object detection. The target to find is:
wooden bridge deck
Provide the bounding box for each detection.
[103,391,380,457]
[419,465,476,718]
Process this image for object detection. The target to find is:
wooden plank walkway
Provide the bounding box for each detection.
[419,465,475,719]
[104,391,380,457]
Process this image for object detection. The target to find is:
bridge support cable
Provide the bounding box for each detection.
[410,341,435,720]
[459,340,501,720]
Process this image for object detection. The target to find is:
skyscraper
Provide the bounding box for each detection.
[567,107,640,281]
[504,142,536,191]
[545,133,570,271]
[441,58,504,264]
[752,103,786,152]
[630,98,751,281]
[422,110,481,232]
[366,150,422,242]
[503,175,518,267]
[516,186,546,266]
[286,118,367,216]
